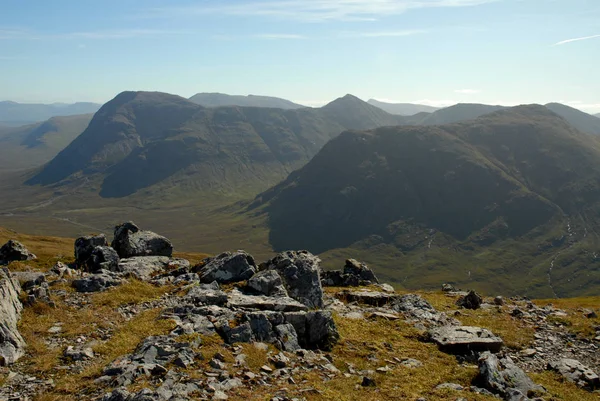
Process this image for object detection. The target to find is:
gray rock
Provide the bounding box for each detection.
[50,261,75,278]
[343,259,379,284]
[478,352,545,398]
[0,240,36,264]
[306,311,339,351]
[72,270,124,292]
[0,268,25,365]
[392,294,457,327]
[494,296,504,306]
[88,246,120,273]
[548,358,599,390]
[442,283,457,292]
[340,290,399,307]
[185,283,228,306]
[119,256,189,281]
[227,290,308,312]
[194,251,256,284]
[429,326,503,354]
[274,324,301,352]
[456,290,482,310]
[11,271,45,291]
[260,251,324,309]
[111,221,173,258]
[361,376,376,387]
[64,345,94,361]
[74,234,108,267]
[101,388,131,401]
[247,270,288,297]
[217,322,253,344]
[435,383,464,391]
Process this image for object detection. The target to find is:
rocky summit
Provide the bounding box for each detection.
[0,226,599,401]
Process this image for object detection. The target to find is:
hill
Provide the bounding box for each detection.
[545,103,600,135]
[0,227,598,401]
[0,101,100,126]
[595,113,600,118]
[26,91,403,199]
[253,105,600,298]
[367,99,440,115]
[0,114,93,172]
[189,92,305,109]
[418,103,506,125]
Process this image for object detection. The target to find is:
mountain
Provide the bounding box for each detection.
[367,99,440,115]
[545,103,600,135]
[320,95,404,129]
[0,114,93,172]
[595,113,600,118]
[189,93,305,110]
[26,91,403,199]
[0,101,100,126]
[418,103,506,125]
[253,105,600,297]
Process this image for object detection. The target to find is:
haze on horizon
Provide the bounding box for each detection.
[1,0,599,113]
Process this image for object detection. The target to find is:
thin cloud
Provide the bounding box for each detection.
[143,0,500,23]
[454,89,481,94]
[0,28,190,40]
[341,30,426,38]
[553,34,600,46]
[253,34,306,39]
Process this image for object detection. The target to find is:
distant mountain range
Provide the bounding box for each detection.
[0,114,93,172]
[253,105,600,297]
[26,92,404,198]
[594,113,600,118]
[367,99,440,115]
[0,101,100,126]
[189,93,305,109]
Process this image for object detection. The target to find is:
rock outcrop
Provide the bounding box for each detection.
[260,251,324,309]
[477,352,545,399]
[0,240,36,265]
[548,358,599,390]
[322,258,379,287]
[74,234,109,267]
[0,268,26,365]
[111,222,173,258]
[193,251,256,284]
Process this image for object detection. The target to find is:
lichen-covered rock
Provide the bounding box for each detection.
[456,290,483,310]
[88,246,120,273]
[0,268,25,365]
[194,251,256,284]
[74,234,108,267]
[185,282,228,306]
[119,256,189,281]
[72,270,124,293]
[0,240,36,265]
[111,222,173,258]
[260,250,324,309]
[247,270,288,297]
[227,290,307,312]
[548,358,599,390]
[321,259,379,287]
[477,352,545,398]
[429,326,503,354]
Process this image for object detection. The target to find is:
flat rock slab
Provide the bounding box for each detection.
[337,290,400,307]
[227,290,308,312]
[429,326,503,354]
[548,358,599,390]
[119,256,190,281]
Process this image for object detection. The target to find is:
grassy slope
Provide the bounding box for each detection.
[0,230,597,401]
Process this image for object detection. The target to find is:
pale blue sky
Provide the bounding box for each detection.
[1,0,599,112]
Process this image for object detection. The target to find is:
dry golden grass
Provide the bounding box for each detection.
[531,371,600,401]
[90,280,172,308]
[0,227,74,271]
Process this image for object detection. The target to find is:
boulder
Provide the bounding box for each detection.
[477,352,545,398]
[111,222,173,258]
[11,271,45,291]
[0,268,26,365]
[74,234,108,267]
[247,270,288,297]
[321,259,379,287]
[393,294,459,327]
[0,240,36,265]
[339,290,399,307]
[72,270,124,293]
[284,310,339,351]
[274,323,301,351]
[260,251,324,309]
[194,251,256,284]
[119,256,189,281]
[456,290,483,310]
[429,326,503,354]
[548,358,599,390]
[87,246,120,273]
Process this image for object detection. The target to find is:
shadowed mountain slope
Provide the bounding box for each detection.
[253,105,600,297]
[545,103,600,135]
[367,99,440,115]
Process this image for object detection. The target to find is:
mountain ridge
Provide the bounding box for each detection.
[189,92,305,109]
[367,99,440,115]
[0,101,100,126]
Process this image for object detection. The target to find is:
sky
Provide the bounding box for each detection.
[1,0,599,113]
